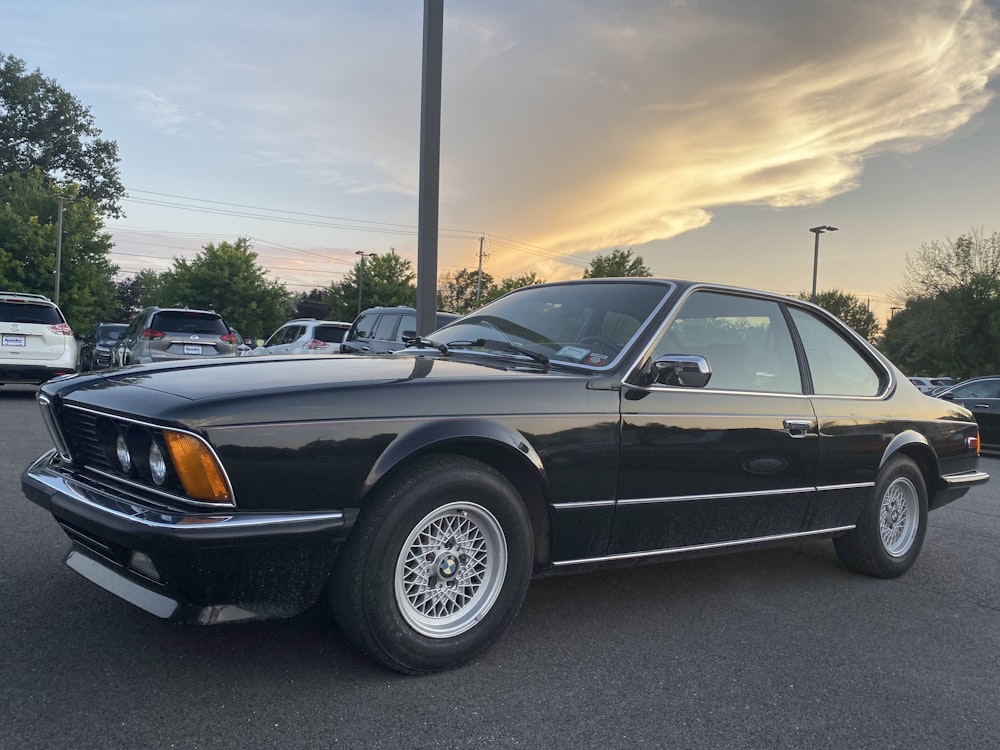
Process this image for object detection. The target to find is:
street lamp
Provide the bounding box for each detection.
[355,251,377,315]
[809,225,838,303]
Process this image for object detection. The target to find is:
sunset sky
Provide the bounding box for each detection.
[7,0,1000,320]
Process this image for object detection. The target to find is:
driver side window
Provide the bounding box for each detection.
[652,291,802,394]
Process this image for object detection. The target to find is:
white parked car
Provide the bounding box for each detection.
[252,319,352,356]
[908,376,957,394]
[0,291,77,385]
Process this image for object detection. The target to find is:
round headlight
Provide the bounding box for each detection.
[116,433,132,473]
[149,441,168,486]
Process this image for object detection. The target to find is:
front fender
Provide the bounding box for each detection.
[365,418,546,495]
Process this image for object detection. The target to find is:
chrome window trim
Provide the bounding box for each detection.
[621,283,895,398]
[553,524,856,567]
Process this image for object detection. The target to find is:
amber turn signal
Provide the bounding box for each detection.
[163,431,232,503]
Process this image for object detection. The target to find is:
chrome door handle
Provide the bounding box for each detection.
[783,419,813,438]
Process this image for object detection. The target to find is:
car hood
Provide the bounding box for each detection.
[42,353,588,428]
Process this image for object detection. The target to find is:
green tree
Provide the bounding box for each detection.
[438,268,494,314]
[583,248,652,278]
[325,250,416,320]
[1,53,125,217]
[799,289,880,341]
[292,289,331,320]
[0,170,118,330]
[882,230,1000,378]
[482,272,546,304]
[156,237,291,338]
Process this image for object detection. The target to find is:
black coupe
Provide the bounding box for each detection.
[22,279,989,673]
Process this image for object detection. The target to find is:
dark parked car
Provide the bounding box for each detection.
[76,323,127,371]
[113,307,238,365]
[21,279,989,673]
[936,376,1000,452]
[340,306,459,354]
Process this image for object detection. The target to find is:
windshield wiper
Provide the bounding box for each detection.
[403,337,448,354]
[446,338,550,372]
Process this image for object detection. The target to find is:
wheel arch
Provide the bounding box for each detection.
[880,430,938,502]
[363,419,552,567]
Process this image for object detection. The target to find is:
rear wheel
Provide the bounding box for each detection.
[329,454,533,674]
[833,455,927,578]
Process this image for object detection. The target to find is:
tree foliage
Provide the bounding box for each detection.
[583,248,652,278]
[799,289,880,342]
[150,237,291,338]
[881,231,1000,378]
[0,169,118,330]
[438,268,495,314]
[325,250,417,320]
[482,272,546,304]
[1,53,125,217]
[292,288,332,320]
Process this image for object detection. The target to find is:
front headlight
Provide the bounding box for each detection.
[116,433,133,473]
[149,441,168,486]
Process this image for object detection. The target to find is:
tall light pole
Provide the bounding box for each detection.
[809,225,838,303]
[54,196,65,304]
[355,251,376,315]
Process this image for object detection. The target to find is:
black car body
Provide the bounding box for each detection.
[22,279,989,673]
[77,323,128,371]
[936,376,1000,452]
[340,306,460,354]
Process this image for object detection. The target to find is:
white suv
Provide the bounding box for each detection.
[0,291,77,385]
[251,319,352,356]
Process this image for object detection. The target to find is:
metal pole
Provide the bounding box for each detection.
[55,197,64,304]
[416,0,443,335]
[809,225,838,303]
[356,251,366,315]
[811,230,820,303]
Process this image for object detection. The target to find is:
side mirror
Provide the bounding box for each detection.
[652,354,712,387]
[938,392,955,401]
[243,338,257,348]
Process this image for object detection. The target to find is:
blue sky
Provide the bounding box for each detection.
[7,0,1000,319]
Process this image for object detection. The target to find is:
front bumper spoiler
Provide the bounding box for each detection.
[22,449,352,623]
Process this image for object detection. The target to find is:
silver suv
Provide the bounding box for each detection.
[0,291,77,385]
[113,307,237,366]
[252,319,351,356]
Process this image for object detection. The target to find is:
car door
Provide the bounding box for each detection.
[369,313,402,353]
[612,290,820,557]
[942,378,1000,447]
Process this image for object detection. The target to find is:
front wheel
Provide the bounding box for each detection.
[833,455,928,578]
[329,455,533,674]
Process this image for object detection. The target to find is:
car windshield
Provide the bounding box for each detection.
[425,281,671,368]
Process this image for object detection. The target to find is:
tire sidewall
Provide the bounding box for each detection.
[864,456,928,577]
[358,458,532,672]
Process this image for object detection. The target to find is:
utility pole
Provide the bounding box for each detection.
[356,251,376,315]
[476,235,485,305]
[54,196,64,304]
[415,0,443,335]
[809,225,838,303]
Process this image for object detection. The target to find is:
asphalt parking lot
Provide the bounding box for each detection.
[1,383,998,750]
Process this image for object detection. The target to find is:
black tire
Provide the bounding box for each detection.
[833,455,928,578]
[329,454,533,674]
